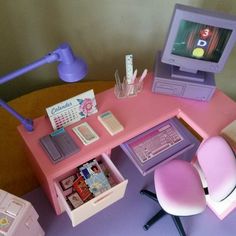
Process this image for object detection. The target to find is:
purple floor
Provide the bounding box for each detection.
[23,147,236,236]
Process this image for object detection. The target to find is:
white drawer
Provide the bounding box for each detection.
[54,153,128,226]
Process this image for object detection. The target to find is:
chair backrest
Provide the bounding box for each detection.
[197,136,236,202]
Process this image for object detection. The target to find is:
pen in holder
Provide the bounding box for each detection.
[114,69,147,99]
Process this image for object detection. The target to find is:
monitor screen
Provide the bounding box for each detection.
[161,4,236,78]
[172,20,232,63]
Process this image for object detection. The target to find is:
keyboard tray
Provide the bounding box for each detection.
[120,117,200,175]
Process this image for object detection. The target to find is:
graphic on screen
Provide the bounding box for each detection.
[172,20,232,62]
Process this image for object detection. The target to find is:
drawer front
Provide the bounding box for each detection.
[54,153,128,226]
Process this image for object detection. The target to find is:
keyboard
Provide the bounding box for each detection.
[40,128,80,163]
[132,123,183,163]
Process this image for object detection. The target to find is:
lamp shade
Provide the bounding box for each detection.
[57,57,88,82]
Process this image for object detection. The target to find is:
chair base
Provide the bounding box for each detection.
[143,208,166,230]
[140,190,186,236]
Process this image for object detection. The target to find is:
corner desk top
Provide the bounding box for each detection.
[18,73,236,180]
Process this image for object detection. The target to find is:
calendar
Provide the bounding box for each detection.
[46,89,98,130]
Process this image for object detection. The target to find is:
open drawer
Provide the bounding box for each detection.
[54,153,128,226]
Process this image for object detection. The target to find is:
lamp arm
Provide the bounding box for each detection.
[0,99,33,131]
[0,42,87,132]
[0,52,59,132]
[0,53,59,85]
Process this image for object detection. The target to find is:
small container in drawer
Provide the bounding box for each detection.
[54,153,128,226]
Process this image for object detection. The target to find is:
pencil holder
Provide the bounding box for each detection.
[114,71,143,99]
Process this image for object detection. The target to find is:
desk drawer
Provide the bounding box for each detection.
[54,153,128,226]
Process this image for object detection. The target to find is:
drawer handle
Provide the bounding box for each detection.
[92,191,113,205]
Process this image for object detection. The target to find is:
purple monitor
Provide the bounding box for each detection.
[161,4,236,82]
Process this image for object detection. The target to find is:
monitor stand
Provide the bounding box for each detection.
[152,51,216,102]
[171,66,205,83]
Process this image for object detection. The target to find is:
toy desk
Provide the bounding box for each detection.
[18,73,236,225]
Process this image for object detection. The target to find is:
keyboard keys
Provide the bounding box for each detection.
[132,123,183,163]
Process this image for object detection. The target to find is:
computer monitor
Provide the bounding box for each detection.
[161,4,236,82]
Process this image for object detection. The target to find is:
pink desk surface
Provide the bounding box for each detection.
[18,73,236,214]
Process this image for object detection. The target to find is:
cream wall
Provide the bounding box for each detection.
[0,0,236,101]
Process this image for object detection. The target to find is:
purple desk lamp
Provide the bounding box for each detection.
[0,43,88,132]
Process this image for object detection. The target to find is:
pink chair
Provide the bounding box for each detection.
[140,136,236,235]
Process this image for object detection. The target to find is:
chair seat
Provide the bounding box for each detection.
[154,159,206,216]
